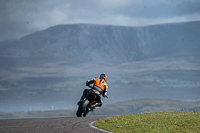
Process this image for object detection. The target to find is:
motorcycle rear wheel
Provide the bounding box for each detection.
[76,100,90,117]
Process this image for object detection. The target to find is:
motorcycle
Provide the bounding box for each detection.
[76,86,107,117]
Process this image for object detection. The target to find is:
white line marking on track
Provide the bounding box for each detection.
[89,121,114,133]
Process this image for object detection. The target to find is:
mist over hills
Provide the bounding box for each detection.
[0,21,200,66]
[0,21,200,112]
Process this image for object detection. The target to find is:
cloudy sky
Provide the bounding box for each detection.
[0,0,200,42]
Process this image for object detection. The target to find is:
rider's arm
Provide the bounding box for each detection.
[86,78,95,87]
[103,86,108,97]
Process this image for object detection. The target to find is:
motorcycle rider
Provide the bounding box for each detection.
[77,74,108,110]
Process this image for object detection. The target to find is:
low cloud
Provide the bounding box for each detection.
[0,0,200,42]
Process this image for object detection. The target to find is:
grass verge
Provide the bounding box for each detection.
[95,111,200,133]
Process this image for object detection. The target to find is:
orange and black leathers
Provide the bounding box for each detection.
[86,78,108,107]
[86,78,108,96]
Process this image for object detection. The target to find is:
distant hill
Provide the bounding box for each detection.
[0,21,200,66]
[91,99,200,116]
[0,99,199,119]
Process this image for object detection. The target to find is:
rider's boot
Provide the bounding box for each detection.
[90,103,102,111]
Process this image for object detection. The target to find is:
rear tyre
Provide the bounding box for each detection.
[76,107,82,117]
[76,100,90,117]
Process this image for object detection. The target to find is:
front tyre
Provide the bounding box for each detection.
[76,100,90,117]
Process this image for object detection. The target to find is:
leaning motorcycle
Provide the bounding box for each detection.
[76,86,106,117]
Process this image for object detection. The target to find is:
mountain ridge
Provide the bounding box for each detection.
[0,21,200,66]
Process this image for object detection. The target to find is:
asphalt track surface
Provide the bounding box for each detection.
[0,116,109,133]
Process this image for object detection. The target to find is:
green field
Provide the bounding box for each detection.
[95,111,200,133]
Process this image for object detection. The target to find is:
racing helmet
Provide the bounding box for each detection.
[100,74,107,82]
